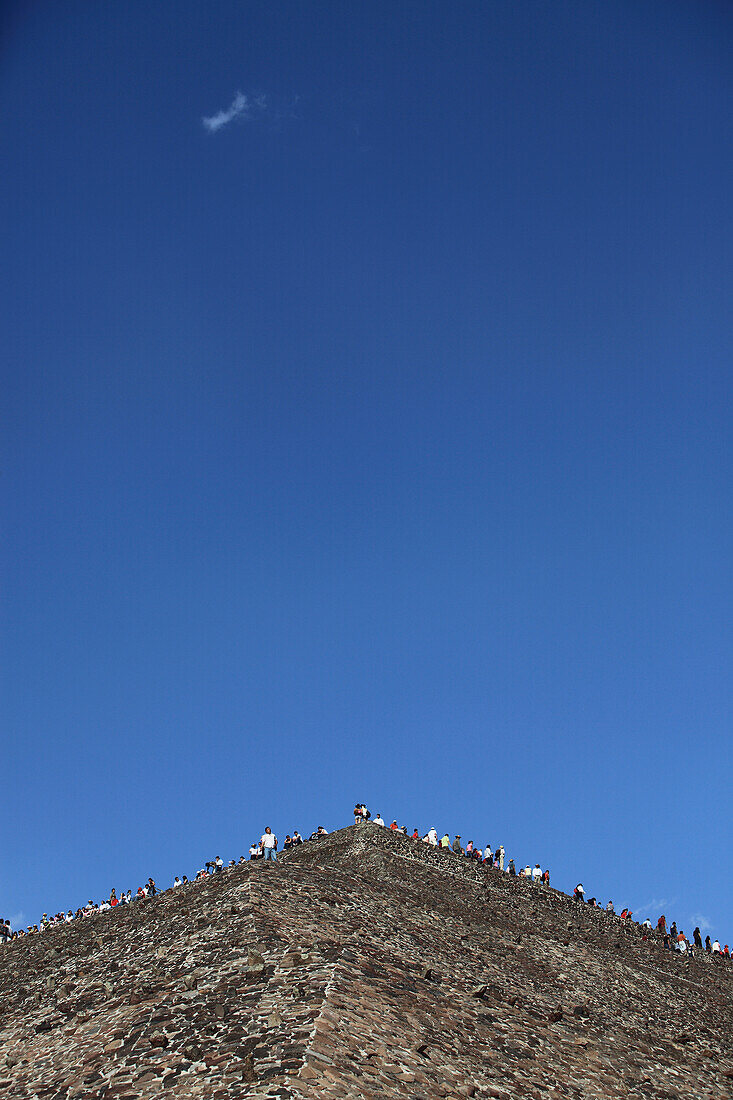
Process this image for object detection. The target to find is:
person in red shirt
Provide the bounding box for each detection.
[411,828,419,839]
[109,890,118,907]
[390,820,398,830]
[657,915,667,933]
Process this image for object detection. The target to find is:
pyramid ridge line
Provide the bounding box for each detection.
[0,820,731,1099]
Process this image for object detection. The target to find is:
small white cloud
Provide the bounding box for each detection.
[201,91,297,134]
[631,896,674,918]
[690,912,713,933]
[203,91,250,133]
[9,911,25,929]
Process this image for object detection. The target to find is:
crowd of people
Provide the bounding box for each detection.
[0,824,331,943]
[354,807,548,882]
[247,826,330,862]
[352,805,730,962]
[1,806,729,966]
[567,886,729,957]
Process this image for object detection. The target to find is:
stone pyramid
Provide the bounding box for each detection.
[1,825,731,1098]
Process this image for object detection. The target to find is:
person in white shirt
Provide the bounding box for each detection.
[215,856,224,873]
[497,845,505,870]
[642,918,652,929]
[249,844,261,860]
[373,814,385,827]
[427,827,438,846]
[173,877,182,888]
[260,827,278,861]
[712,940,722,953]
[532,865,542,883]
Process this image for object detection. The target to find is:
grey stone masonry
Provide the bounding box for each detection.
[0,825,731,1098]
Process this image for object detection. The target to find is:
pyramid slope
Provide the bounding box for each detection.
[0,825,731,1099]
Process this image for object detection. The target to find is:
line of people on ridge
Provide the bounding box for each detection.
[2,807,730,962]
[353,804,731,962]
[355,804,548,881]
[247,826,329,862]
[0,823,328,944]
[571,884,728,957]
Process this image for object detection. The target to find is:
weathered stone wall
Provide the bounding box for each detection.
[0,825,731,1098]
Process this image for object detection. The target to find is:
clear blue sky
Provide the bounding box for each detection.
[2,1,731,939]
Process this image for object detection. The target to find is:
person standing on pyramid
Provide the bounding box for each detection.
[260,827,278,861]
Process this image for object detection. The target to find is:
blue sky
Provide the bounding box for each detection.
[2,1,731,939]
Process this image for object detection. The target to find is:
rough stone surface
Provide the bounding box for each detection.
[0,825,731,1098]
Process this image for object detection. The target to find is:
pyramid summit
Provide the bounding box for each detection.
[1,825,731,1099]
